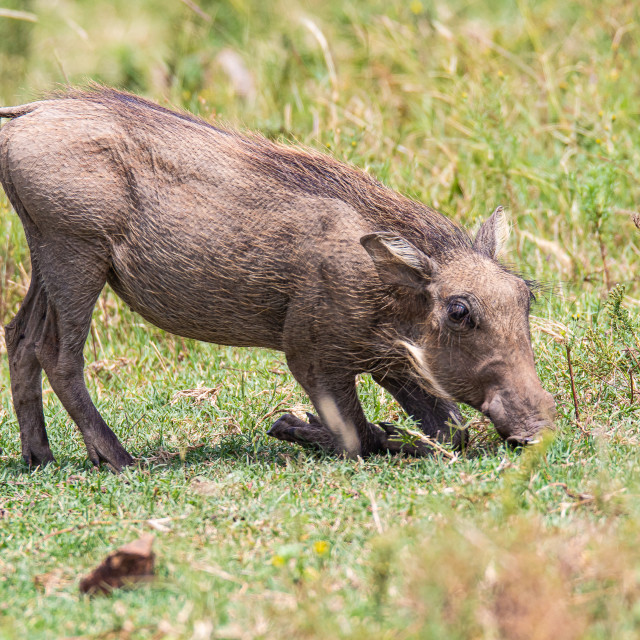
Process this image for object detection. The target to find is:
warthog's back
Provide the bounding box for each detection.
[0,89,391,348]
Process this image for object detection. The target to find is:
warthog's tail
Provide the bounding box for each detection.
[0,103,41,119]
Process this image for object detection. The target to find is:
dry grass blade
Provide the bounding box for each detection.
[520,230,573,272]
[257,400,287,424]
[87,357,133,375]
[393,426,458,460]
[530,316,569,343]
[195,563,246,584]
[544,482,594,502]
[34,570,72,596]
[31,519,148,550]
[0,8,37,22]
[417,432,458,460]
[463,417,500,452]
[150,341,169,374]
[178,0,211,22]
[216,49,256,102]
[541,482,600,516]
[30,517,187,550]
[366,489,384,534]
[143,443,210,463]
[170,385,221,405]
[300,17,339,129]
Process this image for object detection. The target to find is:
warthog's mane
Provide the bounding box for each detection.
[233,135,473,258]
[57,84,227,135]
[58,85,473,259]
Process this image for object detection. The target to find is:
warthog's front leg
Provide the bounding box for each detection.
[268,412,441,457]
[268,412,338,452]
[373,371,467,449]
[267,355,453,457]
[268,354,389,457]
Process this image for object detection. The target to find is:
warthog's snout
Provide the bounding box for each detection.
[482,387,556,445]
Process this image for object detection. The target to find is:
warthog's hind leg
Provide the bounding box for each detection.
[32,241,134,472]
[4,271,54,466]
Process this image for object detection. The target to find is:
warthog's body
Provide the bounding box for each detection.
[0,87,555,470]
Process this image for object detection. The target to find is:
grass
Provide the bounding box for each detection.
[1,0,640,637]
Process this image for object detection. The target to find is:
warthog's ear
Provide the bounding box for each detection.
[473,206,509,259]
[360,232,436,290]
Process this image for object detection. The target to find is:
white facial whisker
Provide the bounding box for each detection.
[397,339,453,400]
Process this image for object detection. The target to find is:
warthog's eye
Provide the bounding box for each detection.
[446,300,474,328]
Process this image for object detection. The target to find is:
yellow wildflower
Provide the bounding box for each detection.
[313,540,330,555]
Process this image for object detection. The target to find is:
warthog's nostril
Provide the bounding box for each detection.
[485,395,507,427]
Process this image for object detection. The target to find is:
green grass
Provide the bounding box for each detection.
[1,0,640,637]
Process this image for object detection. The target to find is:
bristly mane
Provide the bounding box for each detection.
[233,135,472,256]
[58,85,472,257]
[58,84,226,134]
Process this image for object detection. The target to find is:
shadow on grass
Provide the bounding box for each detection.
[0,442,296,477]
[0,423,521,477]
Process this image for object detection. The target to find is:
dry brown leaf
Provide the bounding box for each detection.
[79,534,155,595]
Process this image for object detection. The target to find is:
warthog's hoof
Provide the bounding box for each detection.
[84,435,135,473]
[22,445,56,468]
[268,413,335,452]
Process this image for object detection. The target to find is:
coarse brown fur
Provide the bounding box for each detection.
[0,86,555,470]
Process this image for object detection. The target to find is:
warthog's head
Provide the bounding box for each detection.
[362,207,556,444]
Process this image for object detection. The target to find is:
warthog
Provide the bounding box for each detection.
[0,87,555,471]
